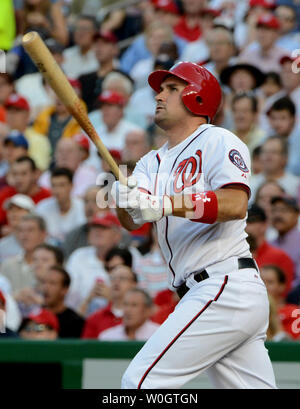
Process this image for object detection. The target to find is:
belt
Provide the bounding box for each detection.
[176,257,258,299]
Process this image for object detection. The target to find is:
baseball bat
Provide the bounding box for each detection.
[22,31,127,186]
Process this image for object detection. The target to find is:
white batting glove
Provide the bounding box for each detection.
[111,176,139,209]
[137,193,173,223]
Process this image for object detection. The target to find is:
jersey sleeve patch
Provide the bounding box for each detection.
[228,149,249,173]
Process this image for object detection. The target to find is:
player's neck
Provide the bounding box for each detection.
[166,120,207,149]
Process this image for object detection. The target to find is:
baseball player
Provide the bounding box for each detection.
[112,62,276,389]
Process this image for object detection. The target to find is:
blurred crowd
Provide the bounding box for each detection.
[0,0,300,342]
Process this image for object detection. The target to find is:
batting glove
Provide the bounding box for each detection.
[136,193,173,223]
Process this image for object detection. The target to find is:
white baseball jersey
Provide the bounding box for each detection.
[133,124,252,290]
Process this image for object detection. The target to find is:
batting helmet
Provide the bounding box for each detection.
[148,61,222,121]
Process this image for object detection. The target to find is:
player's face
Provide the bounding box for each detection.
[154,76,189,130]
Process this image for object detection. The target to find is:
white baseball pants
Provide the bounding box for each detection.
[121,260,277,389]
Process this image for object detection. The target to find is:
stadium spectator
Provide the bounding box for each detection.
[99,288,159,341]
[270,196,300,286]
[122,130,151,163]
[0,194,35,262]
[62,15,98,79]
[19,308,59,340]
[15,243,64,317]
[79,30,120,112]
[42,265,85,338]
[274,5,300,53]
[231,92,266,154]
[89,90,142,153]
[3,131,29,169]
[104,247,133,273]
[260,72,283,100]
[32,79,86,154]
[0,290,18,338]
[252,145,263,175]
[65,212,121,314]
[36,168,86,244]
[245,204,295,295]
[254,180,285,222]
[239,14,287,74]
[0,156,51,226]
[266,294,291,341]
[0,123,10,186]
[0,74,14,121]
[39,138,98,196]
[62,185,103,259]
[82,264,137,338]
[220,64,265,94]
[4,94,51,171]
[15,39,65,120]
[174,0,204,42]
[260,265,300,340]
[266,97,300,176]
[250,136,300,200]
[0,215,47,295]
[279,55,300,121]
[203,26,236,80]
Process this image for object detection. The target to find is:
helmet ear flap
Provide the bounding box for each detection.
[181,84,204,115]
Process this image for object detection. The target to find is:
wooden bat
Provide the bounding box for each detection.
[22,31,127,186]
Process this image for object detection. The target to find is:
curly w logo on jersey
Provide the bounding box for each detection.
[173,150,202,193]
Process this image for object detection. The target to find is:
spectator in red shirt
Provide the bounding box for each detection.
[246,204,295,295]
[81,265,137,339]
[261,265,300,340]
[0,156,51,226]
[174,0,204,42]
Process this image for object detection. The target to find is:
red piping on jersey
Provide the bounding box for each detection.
[219,182,251,199]
[139,187,152,195]
[137,275,229,389]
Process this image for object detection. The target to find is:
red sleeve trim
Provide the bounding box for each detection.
[138,187,152,195]
[219,183,251,199]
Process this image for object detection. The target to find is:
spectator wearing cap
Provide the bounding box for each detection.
[0,214,47,295]
[99,288,159,341]
[0,156,51,226]
[231,92,266,154]
[33,79,87,155]
[79,30,121,112]
[220,64,265,94]
[250,136,300,201]
[0,290,18,338]
[4,94,51,171]
[42,265,85,338]
[15,39,65,120]
[3,130,29,167]
[89,90,143,156]
[246,204,295,295]
[100,71,147,130]
[260,265,300,340]
[62,15,99,79]
[36,168,86,245]
[62,185,104,259]
[65,212,120,314]
[239,13,287,74]
[82,265,137,338]
[0,194,35,263]
[266,97,300,176]
[19,308,59,340]
[39,138,98,197]
[270,195,300,286]
[274,5,300,52]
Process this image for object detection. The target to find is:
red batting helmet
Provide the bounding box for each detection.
[148,61,222,121]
